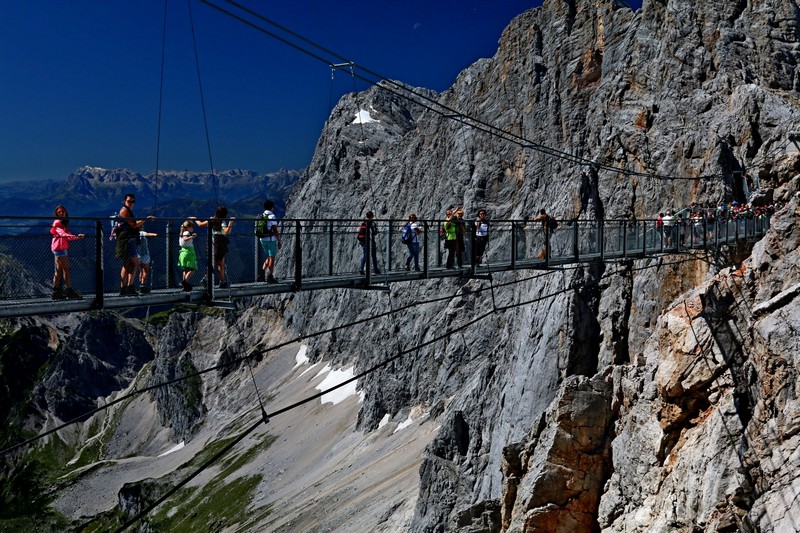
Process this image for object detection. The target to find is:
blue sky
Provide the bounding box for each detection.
[0,0,643,183]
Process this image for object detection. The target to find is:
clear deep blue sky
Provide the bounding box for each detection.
[0,0,643,183]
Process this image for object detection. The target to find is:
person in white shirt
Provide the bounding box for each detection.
[474,209,488,264]
[258,200,282,283]
[178,220,198,291]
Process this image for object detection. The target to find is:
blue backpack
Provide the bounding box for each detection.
[401,223,412,244]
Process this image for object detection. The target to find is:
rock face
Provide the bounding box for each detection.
[281,0,800,530]
[3,0,800,531]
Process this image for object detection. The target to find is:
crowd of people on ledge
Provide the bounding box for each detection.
[48,195,776,299]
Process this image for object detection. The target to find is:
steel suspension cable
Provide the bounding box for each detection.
[187,0,219,206]
[199,0,726,182]
[0,254,715,456]
[152,0,170,214]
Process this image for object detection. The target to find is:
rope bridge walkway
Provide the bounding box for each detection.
[0,215,770,318]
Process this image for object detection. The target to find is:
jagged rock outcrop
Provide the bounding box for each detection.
[279,0,800,530]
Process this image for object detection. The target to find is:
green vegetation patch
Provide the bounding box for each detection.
[148,474,263,532]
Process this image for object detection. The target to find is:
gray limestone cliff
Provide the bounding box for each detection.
[280,0,800,530]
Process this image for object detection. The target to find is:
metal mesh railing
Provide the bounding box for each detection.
[0,215,771,303]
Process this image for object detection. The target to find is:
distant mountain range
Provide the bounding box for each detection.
[0,166,301,220]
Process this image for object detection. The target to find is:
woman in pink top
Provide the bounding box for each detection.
[50,205,86,300]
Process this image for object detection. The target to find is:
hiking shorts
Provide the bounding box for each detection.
[260,238,278,257]
[116,237,138,260]
[178,246,197,271]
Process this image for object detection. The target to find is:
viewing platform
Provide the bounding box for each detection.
[0,215,771,318]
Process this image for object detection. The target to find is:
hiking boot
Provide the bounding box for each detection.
[181,281,193,292]
[127,287,139,297]
[52,287,65,300]
[358,270,365,276]
[256,271,265,282]
[217,281,229,289]
[414,266,421,272]
[405,264,411,271]
[266,275,277,284]
[140,287,151,294]
[64,288,83,300]
[373,269,381,274]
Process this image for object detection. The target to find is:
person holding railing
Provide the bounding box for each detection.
[532,209,555,259]
[137,229,158,294]
[178,220,198,291]
[116,193,154,296]
[195,206,235,288]
[50,205,85,300]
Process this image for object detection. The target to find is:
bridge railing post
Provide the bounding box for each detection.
[470,225,476,274]
[387,219,393,273]
[166,221,175,288]
[573,219,579,262]
[95,219,104,309]
[511,222,518,270]
[206,221,214,301]
[599,220,605,262]
[294,220,302,290]
[328,220,334,276]
[622,221,628,259]
[641,221,647,256]
[423,221,429,278]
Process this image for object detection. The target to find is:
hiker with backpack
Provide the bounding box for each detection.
[442,208,458,269]
[532,208,558,260]
[357,211,380,275]
[402,213,421,272]
[256,200,281,284]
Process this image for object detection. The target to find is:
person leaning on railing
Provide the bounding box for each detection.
[116,193,155,297]
[50,205,85,300]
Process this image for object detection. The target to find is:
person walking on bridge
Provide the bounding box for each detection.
[257,200,282,284]
[358,211,381,275]
[402,213,421,272]
[50,205,85,300]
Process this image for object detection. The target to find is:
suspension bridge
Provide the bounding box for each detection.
[0,214,770,318]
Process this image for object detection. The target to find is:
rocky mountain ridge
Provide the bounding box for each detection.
[0,166,301,219]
